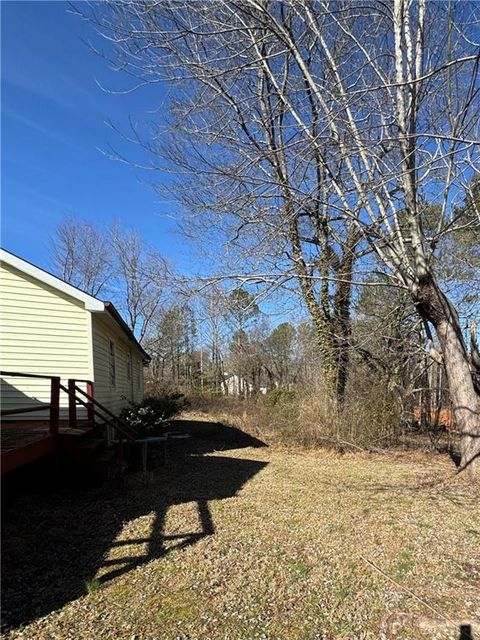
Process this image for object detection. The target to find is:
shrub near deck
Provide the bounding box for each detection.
[4,446,479,640]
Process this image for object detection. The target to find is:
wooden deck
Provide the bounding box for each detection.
[1,372,134,476]
[1,421,93,474]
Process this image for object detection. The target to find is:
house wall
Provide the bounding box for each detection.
[91,314,145,417]
[0,261,93,419]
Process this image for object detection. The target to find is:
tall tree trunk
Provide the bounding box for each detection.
[289,219,338,394]
[416,278,480,476]
[437,318,480,475]
[333,253,354,402]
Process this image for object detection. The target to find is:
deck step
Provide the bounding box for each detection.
[59,428,96,444]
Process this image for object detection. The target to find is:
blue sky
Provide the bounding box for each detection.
[1,1,186,272]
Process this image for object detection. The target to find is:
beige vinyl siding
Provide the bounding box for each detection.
[91,315,145,416]
[0,261,92,419]
[132,356,144,403]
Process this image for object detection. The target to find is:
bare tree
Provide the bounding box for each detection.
[263,322,297,388]
[51,215,113,297]
[242,0,480,473]
[84,0,480,474]
[52,216,167,343]
[197,286,230,394]
[146,304,198,390]
[110,224,167,342]
[81,0,365,403]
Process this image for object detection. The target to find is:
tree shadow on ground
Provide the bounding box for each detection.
[167,417,267,454]
[1,419,268,631]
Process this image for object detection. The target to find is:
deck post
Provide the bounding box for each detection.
[86,380,95,427]
[68,379,77,429]
[50,377,60,435]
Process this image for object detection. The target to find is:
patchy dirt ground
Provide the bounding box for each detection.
[2,422,480,640]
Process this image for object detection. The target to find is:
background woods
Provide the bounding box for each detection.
[69,0,480,474]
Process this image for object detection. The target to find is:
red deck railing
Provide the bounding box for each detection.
[1,371,61,435]
[1,371,139,476]
[1,371,135,457]
[61,380,135,441]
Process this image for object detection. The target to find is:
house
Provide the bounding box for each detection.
[0,248,150,473]
[222,373,268,397]
[0,248,149,419]
[1,248,150,418]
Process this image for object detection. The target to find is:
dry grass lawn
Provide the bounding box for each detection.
[3,424,480,640]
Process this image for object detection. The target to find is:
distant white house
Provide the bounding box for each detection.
[0,248,149,419]
[222,373,267,396]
